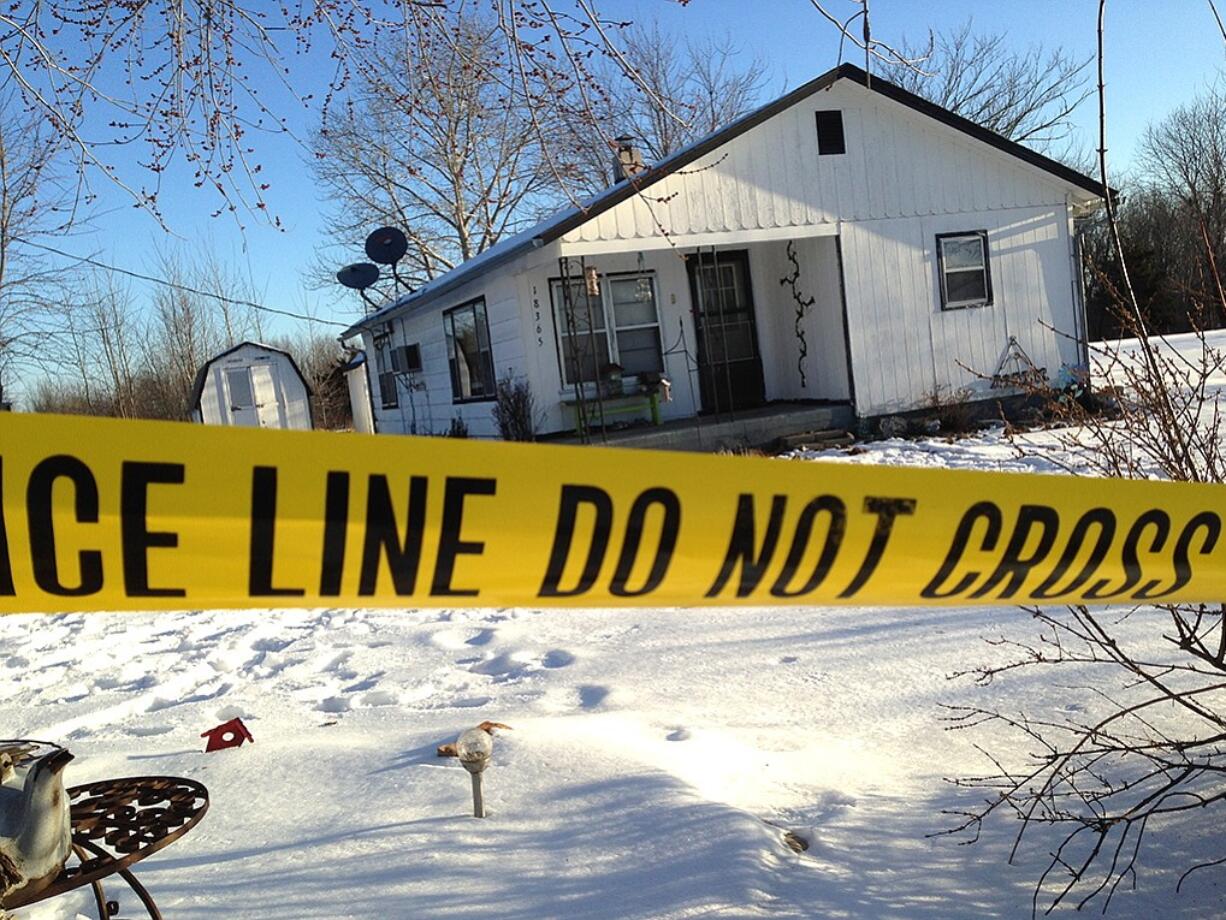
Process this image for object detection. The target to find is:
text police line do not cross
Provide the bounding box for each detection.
[1,412,1225,613]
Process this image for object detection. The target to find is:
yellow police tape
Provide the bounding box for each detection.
[1,412,1224,614]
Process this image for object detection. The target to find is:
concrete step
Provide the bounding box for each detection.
[775,429,855,451]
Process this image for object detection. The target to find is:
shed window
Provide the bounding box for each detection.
[444,298,496,402]
[815,110,845,155]
[937,231,993,309]
[551,272,663,386]
[226,367,255,409]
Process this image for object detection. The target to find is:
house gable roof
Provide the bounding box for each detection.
[343,62,1105,339]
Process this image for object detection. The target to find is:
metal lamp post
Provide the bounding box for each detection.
[455,728,493,818]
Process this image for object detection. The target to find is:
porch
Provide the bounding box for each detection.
[555,400,854,452]
[535,230,855,440]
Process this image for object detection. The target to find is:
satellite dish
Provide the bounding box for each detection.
[365,227,408,265]
[337,262,380,290]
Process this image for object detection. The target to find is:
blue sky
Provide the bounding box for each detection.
[51,0,1226,344]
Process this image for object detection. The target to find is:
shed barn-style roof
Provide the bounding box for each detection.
[342,62,1107,339]
[189,341,313,413]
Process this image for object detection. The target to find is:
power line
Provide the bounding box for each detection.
[14,238,350,329]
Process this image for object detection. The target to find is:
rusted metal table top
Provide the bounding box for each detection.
[5,775,209,910]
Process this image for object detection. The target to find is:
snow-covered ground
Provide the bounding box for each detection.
[7,334,1226,918]
[11,595,1219,919]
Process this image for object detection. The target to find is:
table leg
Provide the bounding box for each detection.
[72,844,110,919]
[114,866,162,920]
[74,839,163,920]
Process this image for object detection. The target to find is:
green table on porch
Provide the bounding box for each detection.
[563,390,661,437]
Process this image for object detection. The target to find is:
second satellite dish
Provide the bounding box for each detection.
[337,262,380,290]
[365,227,408,265]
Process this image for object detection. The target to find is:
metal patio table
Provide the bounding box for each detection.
[4,776,209,919]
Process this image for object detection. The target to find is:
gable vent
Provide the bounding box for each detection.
[816,110,846,156]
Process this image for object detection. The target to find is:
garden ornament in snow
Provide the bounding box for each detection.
[444,722,511,819]
[436,721,511,759]
[0,741,73,909]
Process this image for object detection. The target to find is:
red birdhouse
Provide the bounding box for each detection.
[201,718,254,753]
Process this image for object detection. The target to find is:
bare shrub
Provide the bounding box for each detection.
[491,373,535,442]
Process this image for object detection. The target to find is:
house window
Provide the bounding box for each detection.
[815,110,845,155]
[551,272,663,386]
[937,231,993,309]
[444,298,496,402]
[372,345,398,409]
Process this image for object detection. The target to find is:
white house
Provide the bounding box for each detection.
[341,64,1104,441]
[191,342,313,430]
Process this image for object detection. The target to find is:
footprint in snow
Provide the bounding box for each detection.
[362,690,398,707]
[128,724,174,737]
[542,650,575,669]
[465,628,497,647]
[343,673,386,694]
[251,636,295,653]
[578,685,609,709]
[666,727,691,742]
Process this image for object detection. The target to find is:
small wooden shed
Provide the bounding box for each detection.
[191,342,313,430]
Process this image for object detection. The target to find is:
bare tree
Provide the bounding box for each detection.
[312,10,557,290]
[941,6,1226,909]
[561,24,769,191]
[0,98,75,404]
[880,19,1092,147]
[1140,86,1226,327]
[270,330,352,430]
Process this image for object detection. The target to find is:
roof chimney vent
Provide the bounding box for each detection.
[613,135,647,182]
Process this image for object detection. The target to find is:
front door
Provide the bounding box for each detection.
[687,249,766,413]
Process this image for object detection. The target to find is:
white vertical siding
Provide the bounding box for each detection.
[562,81,1074,250]
[751,237,850,403]
[841,205,1081,416]
[365,272,526,438]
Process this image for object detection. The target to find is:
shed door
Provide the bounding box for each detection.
[687,250,766,413]
[225,367,260,427]
[251,364,285,428]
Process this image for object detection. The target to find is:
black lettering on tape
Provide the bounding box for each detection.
[610,487,681,597]
[359,475,427,596]
[1136,511,1221,599]
[121,461,186,598]
[838,496,916,598]
[921,502,1003,599]
[248,466,305,597]
[319,472,350,596]
[705,495,787,598]
[539,485,613,597]
[1031,508,1116,599]
[0,459,13,596]
[27,455,103,597]
[969,504,1060,599]
[431,477,497,597]
[770,496,846,598]
[1085,509,1169,599]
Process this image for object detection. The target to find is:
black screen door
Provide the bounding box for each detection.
[687,249,766,413]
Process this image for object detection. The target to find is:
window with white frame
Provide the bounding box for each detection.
[444,297,496,402]
[551,273,664,386]
[373,325,398,409]
[937,231,993,309]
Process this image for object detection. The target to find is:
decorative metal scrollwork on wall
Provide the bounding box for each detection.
[780,240,816,389]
